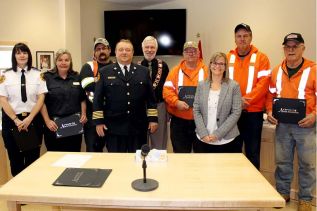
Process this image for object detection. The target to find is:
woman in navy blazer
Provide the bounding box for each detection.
[193,52,242,153]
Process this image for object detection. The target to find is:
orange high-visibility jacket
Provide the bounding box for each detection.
[266,58,316,115]
[163,59,208,120]
[227,45,271,112]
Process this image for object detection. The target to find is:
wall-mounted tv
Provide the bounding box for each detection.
[104,9,186,56]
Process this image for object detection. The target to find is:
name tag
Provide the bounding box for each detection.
[73,82,80,85]
[107,76,116,79]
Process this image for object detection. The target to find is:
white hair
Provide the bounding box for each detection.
[142,36,158,48]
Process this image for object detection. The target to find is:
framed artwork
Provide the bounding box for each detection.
[36,51,54,71]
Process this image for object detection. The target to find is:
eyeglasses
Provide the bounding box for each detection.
[283,44,303,51]
[212,62,226,67]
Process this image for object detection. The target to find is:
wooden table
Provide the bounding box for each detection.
[0,152,285,211]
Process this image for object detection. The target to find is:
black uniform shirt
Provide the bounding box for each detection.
[44,71,85,118]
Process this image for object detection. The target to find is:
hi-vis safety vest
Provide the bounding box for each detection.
[269,66,311,99]
[229,53,257,94]
[163,68,205,90]
[81,61,98,102]
[177,68,205,87]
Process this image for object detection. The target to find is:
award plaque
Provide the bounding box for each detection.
[272,97,306,124]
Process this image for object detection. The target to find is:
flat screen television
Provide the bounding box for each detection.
[104,9,186,56]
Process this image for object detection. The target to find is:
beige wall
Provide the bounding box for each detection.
[143,0,316,68]
[0,0,65,66]
[0,0,315,70]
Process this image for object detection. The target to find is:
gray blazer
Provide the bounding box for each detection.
[193,79,242,140]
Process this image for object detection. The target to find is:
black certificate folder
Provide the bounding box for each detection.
[53,168,112,188]
[273,97,306,124]
[12,124,41,152]
[54,113,84,138]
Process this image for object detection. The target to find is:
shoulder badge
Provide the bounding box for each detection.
[40,72,46,81]
[0,75,6,84]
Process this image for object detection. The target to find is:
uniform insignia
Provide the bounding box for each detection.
[0,75,5,84]
[133,67,136,69]
[114,67,118,70]
[107,76,116,79]
[40,72,46,81]
[95,72,100,82]
[73,82,80,85]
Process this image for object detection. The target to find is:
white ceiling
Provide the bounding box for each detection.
[103,0,173,7]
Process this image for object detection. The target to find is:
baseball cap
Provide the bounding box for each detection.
[183,41,198,50]
[234,23,252,33]
[94,38,110,49]
[282,33,305,45]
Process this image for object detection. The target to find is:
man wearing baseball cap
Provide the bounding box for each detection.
[266,33,316,210]
[163,41,208,153]
[79,38,113,152]
[227,23,271,169]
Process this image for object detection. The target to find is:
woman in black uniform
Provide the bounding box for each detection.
[41,49,87,152]
[0,43,47,176]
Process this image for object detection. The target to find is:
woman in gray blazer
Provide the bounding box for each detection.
[193,52,242,153]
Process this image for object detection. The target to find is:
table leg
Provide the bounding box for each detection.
[6,201,21,211]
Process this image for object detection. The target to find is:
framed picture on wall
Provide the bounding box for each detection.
[36,51,54,71]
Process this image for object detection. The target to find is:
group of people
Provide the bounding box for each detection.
[0,23,315,211]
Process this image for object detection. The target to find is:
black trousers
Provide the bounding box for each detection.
[105,132,147,152]
[1,111,43,176]
[83,124,106,152]
[43,126,82,152]
[235,111,263,169]
[170,116,197,153]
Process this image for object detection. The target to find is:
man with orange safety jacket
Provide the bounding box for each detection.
[266,33,316,211]
[163,41,208,153]
[227,23,271,169]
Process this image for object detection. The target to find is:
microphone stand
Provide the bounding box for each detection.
[132,145,159,192]
[142,158,147,183]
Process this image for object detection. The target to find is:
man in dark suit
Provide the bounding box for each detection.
[93,39,158,152]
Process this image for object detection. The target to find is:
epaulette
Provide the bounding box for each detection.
[3,68,13,73]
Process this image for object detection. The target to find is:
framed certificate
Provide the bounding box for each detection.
[272,97,306,124]
[54,113,84,138]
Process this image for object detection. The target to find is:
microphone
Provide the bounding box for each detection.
[141,144,150,157]
[131,144,159,192]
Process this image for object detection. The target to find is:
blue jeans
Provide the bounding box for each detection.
[275,123,316,201]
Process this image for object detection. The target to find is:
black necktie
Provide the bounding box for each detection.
[21,69,27,102]
[124,65,129,78]
[148,62,152,79]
